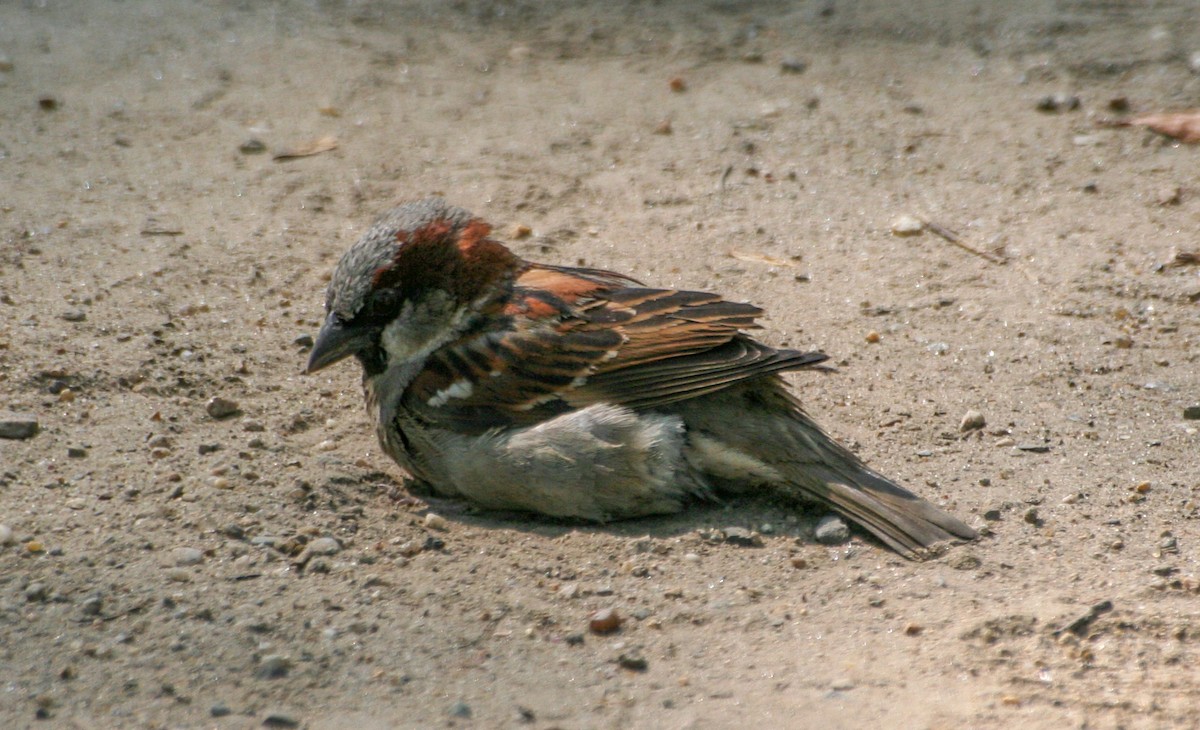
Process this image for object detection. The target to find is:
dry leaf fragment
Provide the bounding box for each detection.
[273,135,339,160]
[1167,251,1200,268]
[728,250,800,267]
[1109,111,1200,143]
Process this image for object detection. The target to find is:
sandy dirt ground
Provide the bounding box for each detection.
[2,1,1200,728]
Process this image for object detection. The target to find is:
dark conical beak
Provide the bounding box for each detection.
[305,313,375,374]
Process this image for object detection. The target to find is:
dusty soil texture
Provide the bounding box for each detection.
[3,1,1200,728]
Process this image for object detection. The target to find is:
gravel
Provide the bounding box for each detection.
[814,515,850,545]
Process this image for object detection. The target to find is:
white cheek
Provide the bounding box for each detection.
[378,295,469,365]
[380,301,420,361]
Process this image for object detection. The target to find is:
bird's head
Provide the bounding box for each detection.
[305,198,520,376]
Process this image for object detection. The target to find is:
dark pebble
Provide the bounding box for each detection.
[450,701,472,718]
[780,58,807,74]
[240,139,267,154]
[0,413,39,440]
[1183,405,1200,420]
[206,396,241,420]
[262,712,300,728]
[211,703,232,717]
[618,651,648,671]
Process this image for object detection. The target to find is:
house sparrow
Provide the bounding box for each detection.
[306,198,976,559]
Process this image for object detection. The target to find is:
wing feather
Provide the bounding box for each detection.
[404,264,826,432]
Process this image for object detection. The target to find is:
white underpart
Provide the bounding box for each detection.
[689,433,784,483]
[428,379,474,407]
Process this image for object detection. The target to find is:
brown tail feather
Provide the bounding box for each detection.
[797,466,977,559]
[674,378,977,560]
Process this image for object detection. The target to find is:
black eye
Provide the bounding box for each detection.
[364,288,400,319]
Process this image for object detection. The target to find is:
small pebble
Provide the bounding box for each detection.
[173,547,204,566]
[307,537,341,555]
[780,58,807,74]
[66,446,87,458]
[890,214,924,236]
[238,139,266,154]
[449,701,472,718]
[960,410,986,432]
[423,512,448,531]
[904,623,923,636]
[57,389,75,403]
[949,552,982,570]
[206,396,241,419]
[1183,405,1200,420]
[790,556,808,569]
[65,498,86,510]
[618,651,649,671]
[0,413,39,440]
[262,712,301,728]
[166,568,192,582]
[60,309,86,322]
[0,524,13,545]
[1190,51,1200,74]
[80,595,103,616]
[668,76,686,92]
[589,608,622,634]
[256,654,291,679]
[814,515,850,545]
[864,330,881,344]
[25,582,48,602]
[1156,186,1182,206]
[510,224,532,239]
[210,703,232,718]
[1035,93,1080,113]
[722,526,762,547]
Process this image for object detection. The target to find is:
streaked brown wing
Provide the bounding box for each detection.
[405,264,826,431]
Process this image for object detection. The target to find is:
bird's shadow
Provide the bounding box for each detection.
[401,483,867,553]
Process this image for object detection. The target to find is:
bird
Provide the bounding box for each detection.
[305,198,977,559]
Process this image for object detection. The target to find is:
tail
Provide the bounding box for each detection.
[774,397,976,559]
[679,380,977,560]
[795,456,978,559]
